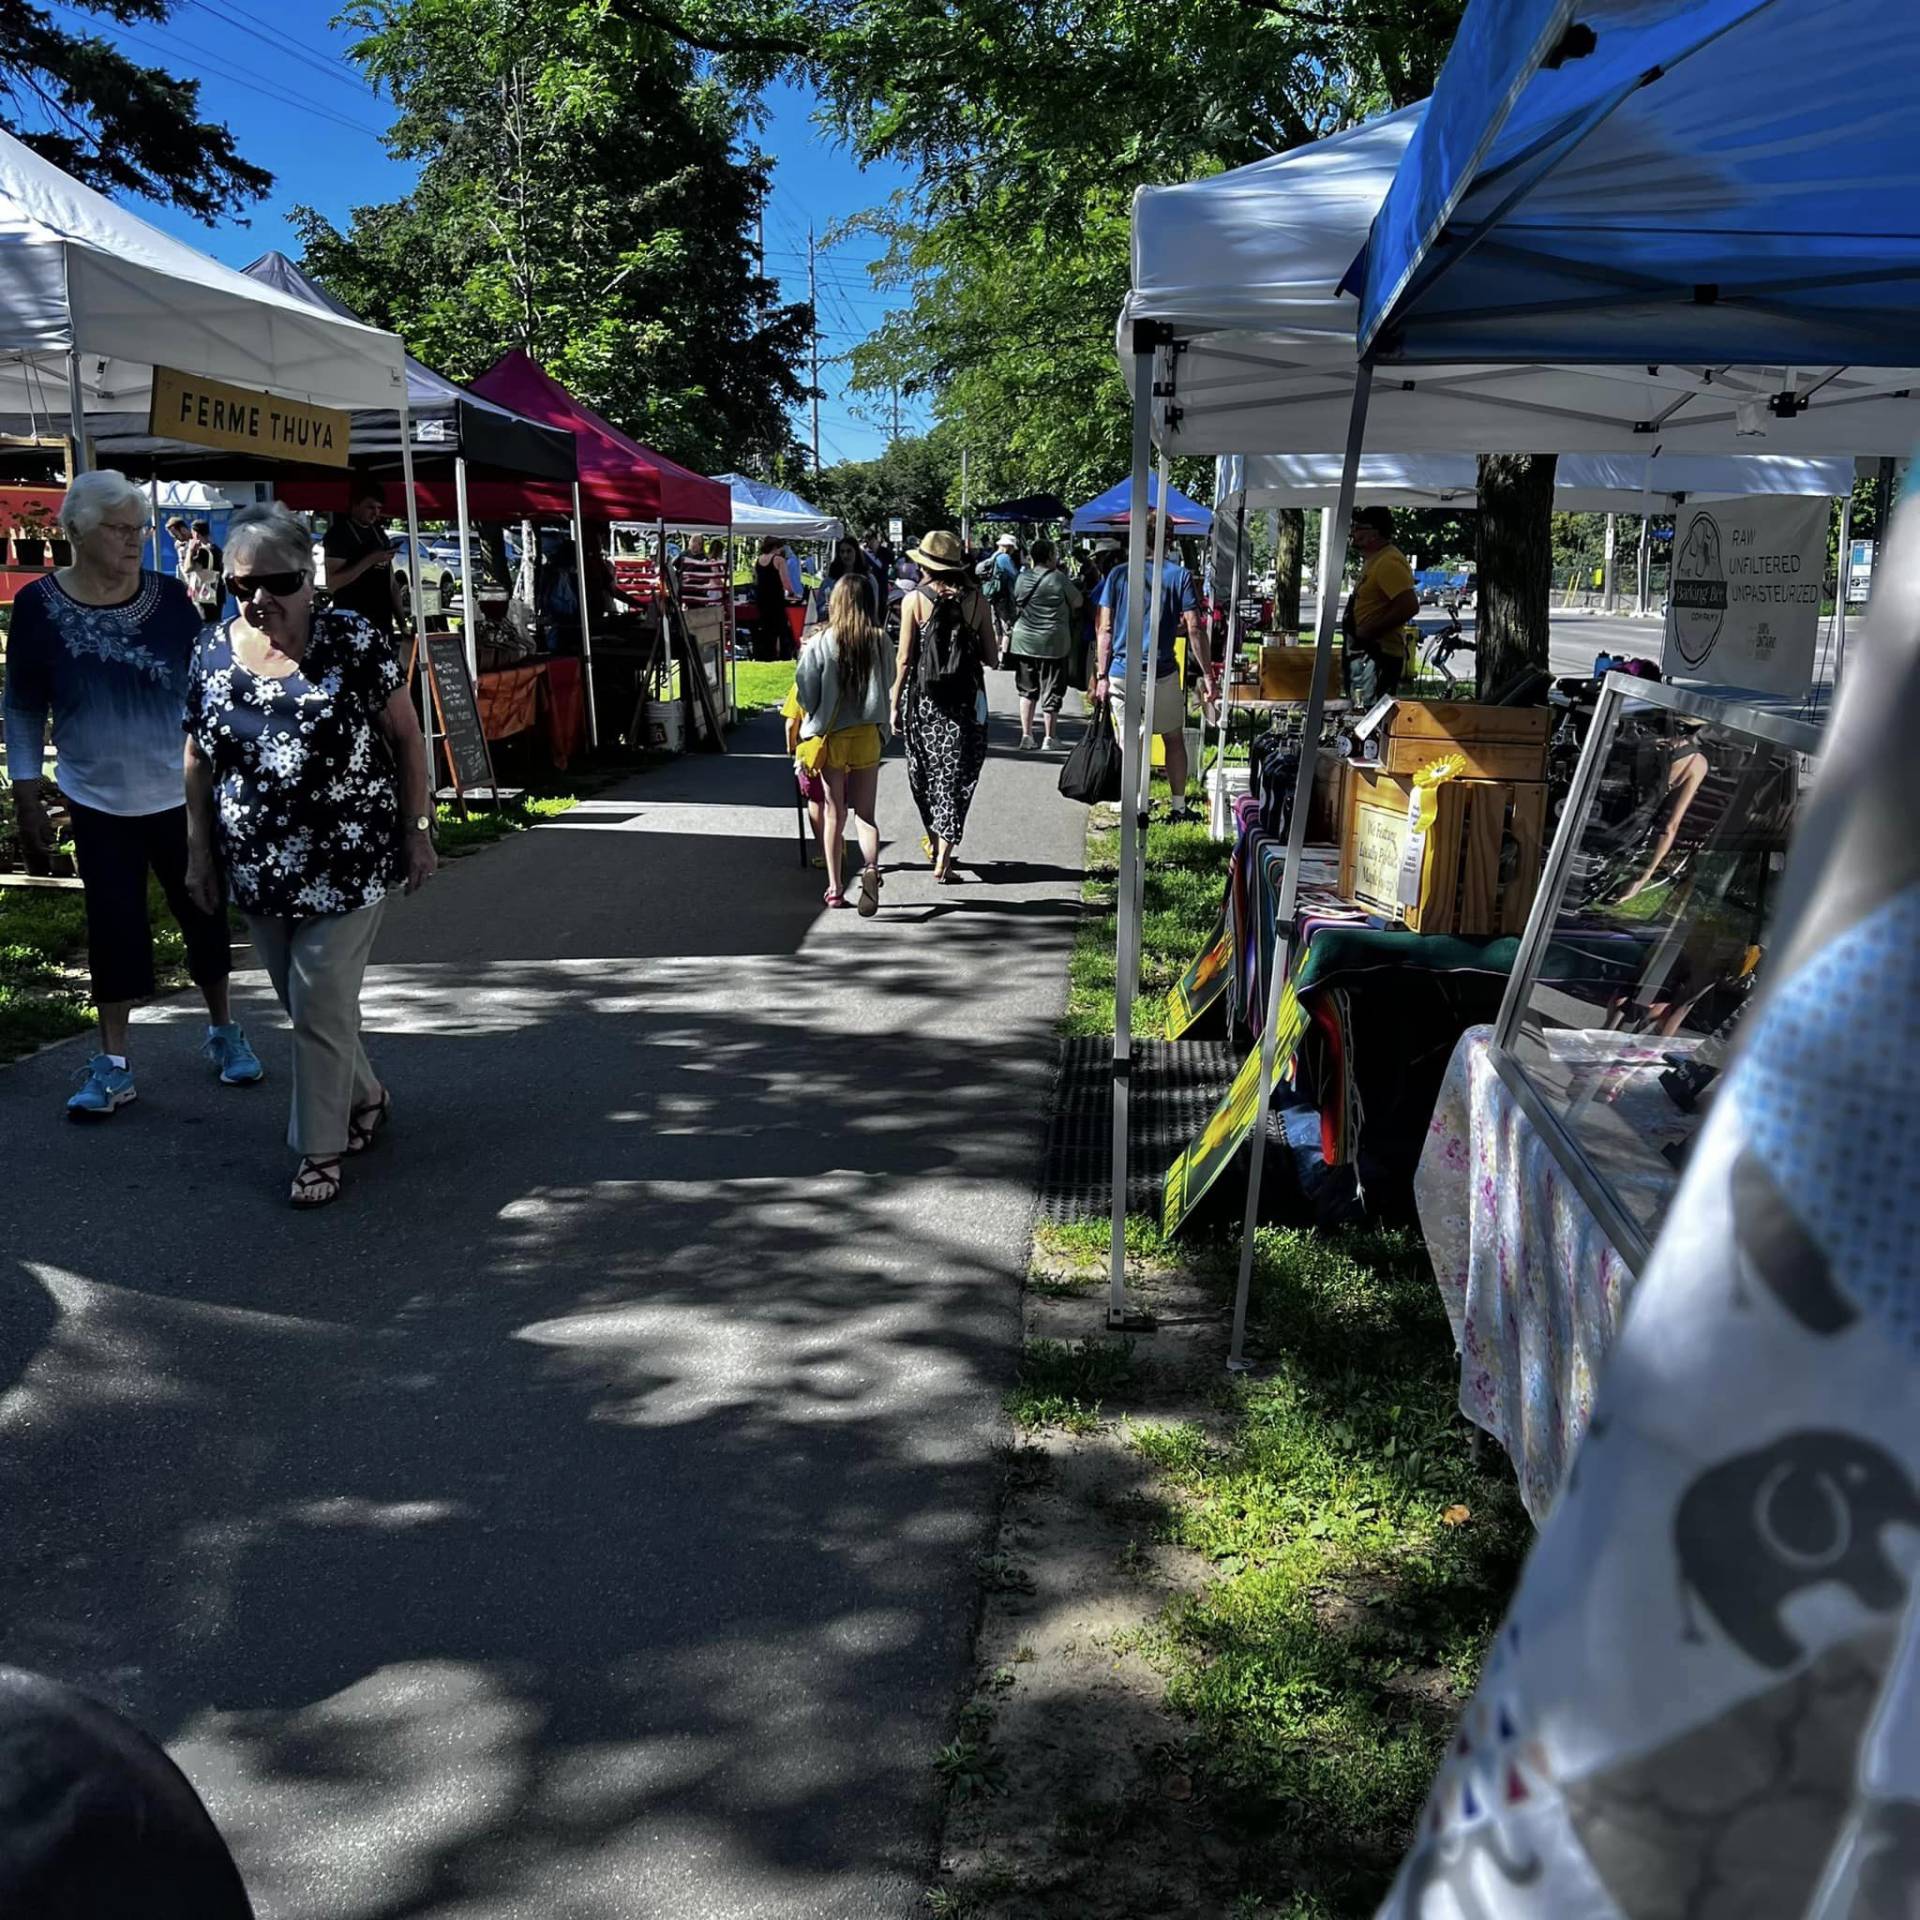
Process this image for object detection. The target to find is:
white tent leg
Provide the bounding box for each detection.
[1140,451,1172,825]
[65,352,89,475]
[1315,505,1335,639]
[1225,364,1374,1373]
[1107,339,1157,1331]
[454,456,481,683]
[1831,492,1852,698]
[1602,512,1617,613]
[1213,494,1248,839]
[398,401,432,773]
[572,482,600,749]
[148,474,161,573]
[1636,512,1652,617]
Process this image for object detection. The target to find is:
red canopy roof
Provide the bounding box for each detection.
[469,351,729,528]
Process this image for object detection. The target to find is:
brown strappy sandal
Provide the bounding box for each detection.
[347,1088,392,1155]
[290,1156,343,1209]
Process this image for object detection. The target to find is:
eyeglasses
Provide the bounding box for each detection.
[225,570,308,598]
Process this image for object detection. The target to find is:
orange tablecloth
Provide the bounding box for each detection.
[477,658,588,769]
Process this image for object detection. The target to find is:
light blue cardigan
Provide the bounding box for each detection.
[794,628,895,739]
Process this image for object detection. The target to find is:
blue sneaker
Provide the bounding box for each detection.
[67,1055,136,1121]
[203,1023,264,1086]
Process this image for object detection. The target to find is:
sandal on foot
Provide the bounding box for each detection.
[290,1157,343,1209]
[347,1089,391,1155]
[824,886,849,908]
[858,866,883,916]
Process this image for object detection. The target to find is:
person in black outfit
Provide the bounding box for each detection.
[322,478,397,638]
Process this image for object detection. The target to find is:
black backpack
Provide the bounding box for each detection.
[916,590,974,696]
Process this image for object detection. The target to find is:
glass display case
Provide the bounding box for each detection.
[1491,675,1822,1269]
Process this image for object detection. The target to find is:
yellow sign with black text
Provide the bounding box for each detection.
[148,367,351,468]
[1162,983,1309,1236]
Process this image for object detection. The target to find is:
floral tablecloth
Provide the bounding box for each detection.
[1415,1024,1637,1522]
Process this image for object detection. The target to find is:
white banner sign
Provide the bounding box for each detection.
[1663,495,1827,694]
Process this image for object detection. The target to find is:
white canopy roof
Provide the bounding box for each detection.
[1219,451,1856,514]
[715,474,841,543]
[1122,107,1920,459]
[0,127,406,424]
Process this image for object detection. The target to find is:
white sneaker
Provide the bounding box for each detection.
[1018,734,1037,751]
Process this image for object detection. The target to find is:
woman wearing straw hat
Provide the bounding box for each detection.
[889,529,998,883]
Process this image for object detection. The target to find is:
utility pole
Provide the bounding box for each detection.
[808,224,821,473]
[890,383,900,446]
[960,447,970,549]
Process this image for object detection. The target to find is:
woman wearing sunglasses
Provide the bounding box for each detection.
[182,504,435,1208]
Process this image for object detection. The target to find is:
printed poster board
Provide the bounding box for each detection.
[1163,982,1309,1236]
[1663,496,1827,695]
[1165,908,1232,1040]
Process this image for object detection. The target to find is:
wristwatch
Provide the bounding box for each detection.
[411,813,432,834]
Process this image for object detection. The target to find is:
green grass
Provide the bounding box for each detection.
[0,878,190,1062]
[1131,1226,1530,1912]
[433,791,577,855]
[1064,794,1231,1039]
[732,659,796,716]
[1005,1335,1142,1432]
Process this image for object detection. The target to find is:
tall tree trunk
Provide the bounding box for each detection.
[1274,507,1305,633]
[1475,453,1558,698]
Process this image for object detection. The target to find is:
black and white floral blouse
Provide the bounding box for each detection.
[185,606,405,918]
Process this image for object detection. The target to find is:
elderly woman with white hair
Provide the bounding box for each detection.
[2,468,261,1120]
[182,503,436,1209]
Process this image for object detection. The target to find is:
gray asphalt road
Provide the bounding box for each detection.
[1413,606,1667,682]
[0,678,1089,1918]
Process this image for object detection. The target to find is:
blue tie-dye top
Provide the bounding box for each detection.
[2,570,200,816]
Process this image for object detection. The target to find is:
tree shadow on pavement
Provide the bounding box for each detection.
[0,735,1087,1919]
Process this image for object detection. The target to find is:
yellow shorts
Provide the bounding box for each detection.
[813,723,884,772]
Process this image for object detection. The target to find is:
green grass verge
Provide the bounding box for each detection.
[732,660,796,717]
[1131,1226,1530,1912]
[1063,796,1231,1040]
[433,791,577,855]
[0,879,189,1063]
[1005,1334,1143,1433]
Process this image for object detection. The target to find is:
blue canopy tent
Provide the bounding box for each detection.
[713,473,840,544]
[974,492,1070,525]
[1355,0,1920,371]
[1070,473,1212,535]
[1344,7,1920,1910]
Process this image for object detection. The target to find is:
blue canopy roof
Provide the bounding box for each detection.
[1070,472,1212,534]
[1356,0,1920,370]
[712,472,839,542]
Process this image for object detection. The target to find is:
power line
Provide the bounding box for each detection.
[183,0,379,97]
[47,2,387,139]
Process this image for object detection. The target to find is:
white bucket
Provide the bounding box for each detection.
[644,700,685,753]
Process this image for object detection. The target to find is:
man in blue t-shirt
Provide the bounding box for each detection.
[1094,518,1214,821]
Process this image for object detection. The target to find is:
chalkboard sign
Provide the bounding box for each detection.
[425,632,497,805]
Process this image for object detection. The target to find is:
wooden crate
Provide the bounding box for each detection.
[1338,766,1548,935]
[1260,643,1341,701]
[1376,699,1550,782]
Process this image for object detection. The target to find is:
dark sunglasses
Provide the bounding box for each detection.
[224,569,308,598]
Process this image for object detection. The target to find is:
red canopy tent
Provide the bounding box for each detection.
[469,351,729,528]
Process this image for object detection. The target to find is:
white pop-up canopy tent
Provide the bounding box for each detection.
[1104,22,1920,1347]
[0,127,407,430]
[0,127,439,748]
[1217,451,1858,515]
[1122,102,1920,460]
[715,474,841,544]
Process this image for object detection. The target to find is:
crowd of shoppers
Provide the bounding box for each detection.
[787,518,1213,894]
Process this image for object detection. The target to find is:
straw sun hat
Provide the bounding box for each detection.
[907,530,967,570]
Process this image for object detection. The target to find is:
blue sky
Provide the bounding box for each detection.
[82,0,917,464]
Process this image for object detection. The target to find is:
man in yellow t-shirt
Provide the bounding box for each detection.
[1343,505,1420,697]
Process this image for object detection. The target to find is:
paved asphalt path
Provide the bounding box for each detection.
[0,676,1091,1918]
